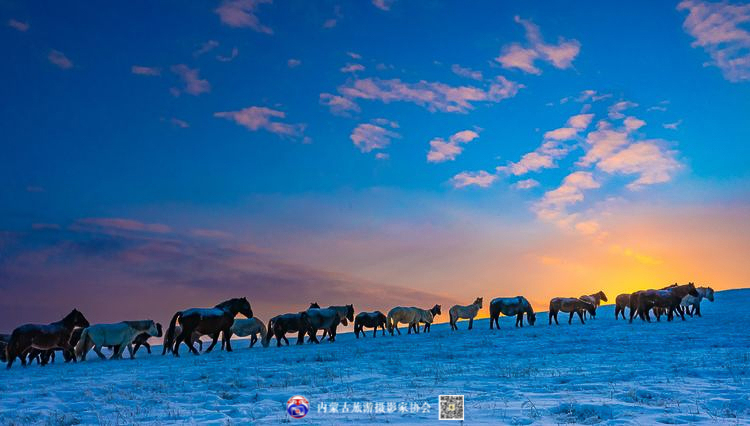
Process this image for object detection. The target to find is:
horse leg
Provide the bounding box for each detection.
[469,317,474,330]
[696,304,702,317]
[568,312,574,325]
[224,330,234,352]
[516,313,523,327]
[205,333,220,353]
[94,345,107,360]
[144,342,151,354]
[250,335,257,348]
[578,311,585,324]
[127,344,135,359]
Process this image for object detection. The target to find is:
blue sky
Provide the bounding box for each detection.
[1,0,749,329]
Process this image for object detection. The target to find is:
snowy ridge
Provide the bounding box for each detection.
[1,288,749,424]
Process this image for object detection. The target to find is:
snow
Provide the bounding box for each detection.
[1,288,749,425]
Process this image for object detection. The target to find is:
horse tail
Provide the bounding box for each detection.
[74,328,90,360]
[261,318,274,347]
[6,329,21,365]
[258,318,268,342]
[449,307,456,325]
[164,311,182,353]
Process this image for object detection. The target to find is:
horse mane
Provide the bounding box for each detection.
[124,320,153,331]
[60,309,81,325]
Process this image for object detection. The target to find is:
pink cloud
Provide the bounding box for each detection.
[215,106,305,139]
[678,0,750,82]
[170,118,190,128]
[597,141,682,190]
[372,0,395,11]
[193,40,219,57]
[451,64,483,81]
[663,120,683,130]
[32,223,60,230]
[496,16,581,74]
[533,171,600,225]
[131,65,160,76]
[340,63,365,73]
[514,178,540,190]
[77,218,171,234]
[337,76,520,113]
[215,0,273,34]
[287,58,301,68]
[350,123,401,153]
[217,47,239,62]
[427,130,480,163]
[8,19,29,32]
[48,50,73,70]
[608,100,638,119]
[320,93,361,116]
[451,171,497,188]
[191,229,232,239]
[623,116,646,131]
[171,64,210,96]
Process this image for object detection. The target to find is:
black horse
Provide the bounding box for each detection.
[166,298,253,356]
[6,309,90,369]
[27,327,85,365]
[263,312,312,347]
[354,311,387,338]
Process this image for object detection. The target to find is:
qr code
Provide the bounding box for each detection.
[439,395,464,420]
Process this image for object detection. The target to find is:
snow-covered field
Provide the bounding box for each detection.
[1,289,749,425]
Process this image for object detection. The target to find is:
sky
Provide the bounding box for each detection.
[1,0,749,330]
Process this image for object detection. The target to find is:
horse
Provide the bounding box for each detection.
[26,327,85,365]
[307,303,354,341]
[161,325,204,355]
[263,312,311,347]
[221,318,267,349]
[166,297,253,356]
[76,320,162,360]
[579,291,608,319]
[387,305,441,335]
[629,283,699,323]
[548,298,596,325]
[489,296,536,329]
[614,294,631,320]
[112,332,157,357]
[306,308,343,343]
[681,286,714,317]
[449,298,483,330]
[0,334,9,363]
[353,311,388,338]
[6,309,90,369]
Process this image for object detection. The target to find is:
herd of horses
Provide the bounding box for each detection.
[0,283,715,369]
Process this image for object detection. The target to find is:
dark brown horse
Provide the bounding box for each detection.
[614,293,630,320]
[161,326,204,355]
[6,309,90,369]
[489,296,536,329]
[263,312,311,347]
[629,283,698,323]
[548,298,596,325]
[354,311,388,338]
[166,298,253,356]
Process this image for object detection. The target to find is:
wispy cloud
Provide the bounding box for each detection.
[32,223,60,230]
[48,50,73,70]
[451,171,498,188]
[215,0,273,34]
[76,217,171,234]
[533,171,600,226]
[451,64,483,81]
[194,40,219,57]
[678,0,750,82]
[215,106,305,139]
[663,119,683,130]
[131,65,161,76]
[337,76,520,113]
[427,130,480,163]
[608,101,638,119]
[323,5,343,28]
[514,178,540,190]
[287,58,302,68]
[597,141,682,190]
[319,93,361,116]
[8,19,29,32]
[171,64,210,96]
[372,0,395,11]
[217,47,239,62]
[496,16,581,74]
[170,118,190,128]
[340,63,365,73]
[350,121,401,154]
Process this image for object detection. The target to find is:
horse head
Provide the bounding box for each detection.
[239,297,253,318]
[346,304,355,322]
[583,302,596,317]
[686,282,699,297]
[597,291,608,302]
[474,297,483,308]
[309,302,320,309]
[152,322,164,337]
[704,287,715,302]
[527,311,537,325]
[431,304,442,316]
[67,309,90,328]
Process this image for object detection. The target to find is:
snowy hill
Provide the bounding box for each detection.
[1,289,749,424]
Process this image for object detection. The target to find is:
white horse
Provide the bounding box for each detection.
[226,318,266,348]
[76,320,162,360]
[387,304,441,335]
[680,286,714,317]
[449,297,483,330]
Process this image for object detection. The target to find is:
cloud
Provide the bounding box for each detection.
[347,52,362,59]
[26,186,45,193]
[533,171,600,225]
[496,16,581,74]
[287,58,301,68]
[678,0,750,82]
[340,63,365,73]
[372,0,395,11]
[663,120,683,130]
[623,116,646,131]
[513,178,540,190]
[170,118,190,128]
[214,106,305,138]
[194,40,219,57]
[500,113,592,176]
[576,90,612,103]
[610,244,662,265]
[32,223,60,230]
[191,229,232,239]
[215,0,273,34]
[350,122,401,154]
[427,130,480,163]
[131,65,161,76]
[574,220,600,236]
[320,93,361,116]
[577,126,631,167]
[451,64,483,81]
[217,47,239,62]
[171,64,210,96]
[323,5,343,28]
[76,218,171,234]
[48,50,73,69]
[608,101,638,119]
[337,76,520,113]
[596,141,682,190]
[8,19,29,32]
[451,171,498,188]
